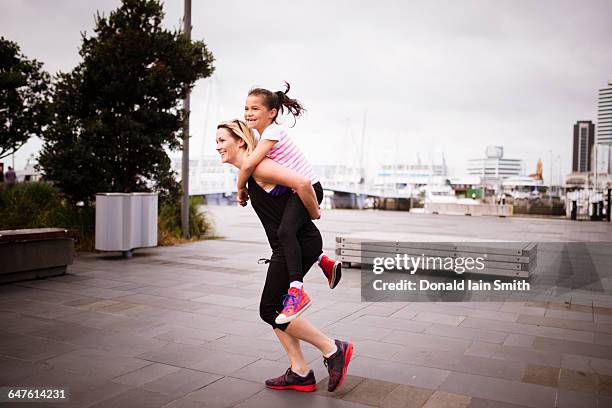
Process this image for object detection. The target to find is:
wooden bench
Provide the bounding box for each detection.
[0,228,76,284]
[336,232,536,278]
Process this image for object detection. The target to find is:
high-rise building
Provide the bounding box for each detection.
[467,146,522,180]
[597,80,612,145]
[572,121,595,172]
[595,144,612,174]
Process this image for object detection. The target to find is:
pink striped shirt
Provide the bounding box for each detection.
[255,124,319,184]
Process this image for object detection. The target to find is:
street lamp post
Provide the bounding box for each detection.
[549,150,553,194]
[556,155,562,191]
[594,143,599,192]
[181,0,192,239]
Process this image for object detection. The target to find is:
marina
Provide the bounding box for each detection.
[162,150,612,221]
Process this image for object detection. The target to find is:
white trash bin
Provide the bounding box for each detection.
[95,193,158,257]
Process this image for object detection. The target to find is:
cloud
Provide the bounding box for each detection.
[3,0,611,182]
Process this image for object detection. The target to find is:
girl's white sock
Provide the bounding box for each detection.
[289,281,303,289]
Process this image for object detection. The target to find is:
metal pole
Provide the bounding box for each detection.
[181,0,192,239]
[549,150,553,193]
[555,155,559,194]
[607,188,611,222]
[594,143,598,192]
[359,110,367,184]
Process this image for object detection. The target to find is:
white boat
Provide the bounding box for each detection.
[423,178,480,205]
[424,184,458,204]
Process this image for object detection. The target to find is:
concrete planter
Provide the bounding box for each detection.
[0,228,74,284]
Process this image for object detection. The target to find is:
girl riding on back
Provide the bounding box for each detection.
[236,82,341,325]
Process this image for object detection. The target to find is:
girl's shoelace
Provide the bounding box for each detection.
[281,293,297,311]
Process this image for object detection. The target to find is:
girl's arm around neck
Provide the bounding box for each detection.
[237,139,276,191]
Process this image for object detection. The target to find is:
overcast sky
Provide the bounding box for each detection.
[2,0,612,182]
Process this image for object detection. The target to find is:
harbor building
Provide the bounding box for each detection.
[467,146,522,181]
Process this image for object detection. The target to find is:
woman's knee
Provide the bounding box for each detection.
[259,303,275,325]
[259,304,288,331]
[260,302,279,325]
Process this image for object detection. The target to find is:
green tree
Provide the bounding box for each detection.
[39,0,214,205]
[0,37,51,160]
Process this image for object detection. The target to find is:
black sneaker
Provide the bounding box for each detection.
[265,367,317,392]
[323,339,354,392]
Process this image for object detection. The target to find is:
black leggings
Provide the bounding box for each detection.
[260,219,323,331]
[277,182,324,283]
[247,178,323,331]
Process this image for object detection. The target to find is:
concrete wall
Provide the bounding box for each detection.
[425,203,513,217]
[0,238,74,283]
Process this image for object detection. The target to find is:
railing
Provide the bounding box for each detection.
[566,189,611,221]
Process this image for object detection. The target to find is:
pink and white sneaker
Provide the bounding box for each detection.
[275,286,312,324]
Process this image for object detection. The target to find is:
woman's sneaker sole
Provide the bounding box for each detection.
[338,342,353,389]
[265,368,317,392]
[266,384,317,392]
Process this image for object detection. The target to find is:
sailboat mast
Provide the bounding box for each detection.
[359,110,367,183]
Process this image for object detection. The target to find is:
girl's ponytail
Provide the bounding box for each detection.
[248,81,305,126]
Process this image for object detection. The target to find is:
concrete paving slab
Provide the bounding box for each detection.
[555,388,597,408]
[45,347,151,378]
[423,390,471,408]
[0,333,76,362]
[342,378,399,406]
[236,388,371,408]
[0,355,53,384]
[139,368,221,397]
[314,375,366,399]
[521,364,559,387]
[439,372,556,408]
[111,362,181,387]
[88,387,175,408]
[228,359,292,383]
[348,356,451,389]
[380,384,433,408]
[182,376,262,407]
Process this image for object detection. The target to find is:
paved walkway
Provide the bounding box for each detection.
[1,207,612,407]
